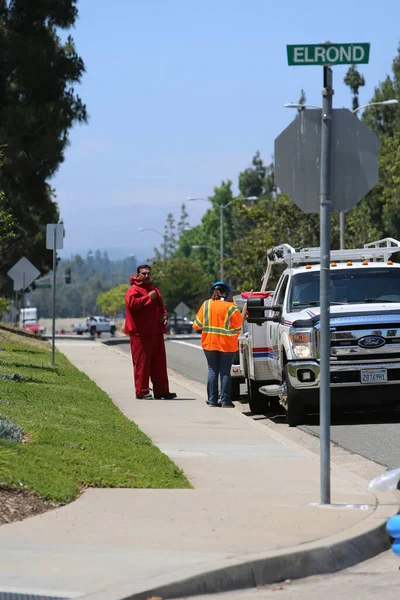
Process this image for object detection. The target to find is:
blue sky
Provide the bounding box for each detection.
[55,0,400,261]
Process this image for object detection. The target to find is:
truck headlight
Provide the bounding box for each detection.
[289,331,313,359]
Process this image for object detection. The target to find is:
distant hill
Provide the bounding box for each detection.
[31,250,138,318]
[58,245,154,263]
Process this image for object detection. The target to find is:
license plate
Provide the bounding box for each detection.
[360,369,387,384]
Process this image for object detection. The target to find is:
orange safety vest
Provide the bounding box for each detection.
[193,299,242,352]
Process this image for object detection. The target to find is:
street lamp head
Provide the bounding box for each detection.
[243,196,258,201]
[137,228,145,231]
[284,103,320,110]
[191,245,201,249]
[353,99,399,113]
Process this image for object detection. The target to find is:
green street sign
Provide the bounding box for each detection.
[35,284,51,289]
[287,43,370,66]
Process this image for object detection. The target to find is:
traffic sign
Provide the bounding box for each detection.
[174,301,190,318]
[46,223,64,250]
[274,108,378,213]
[35,284,51,289]
[287,43,370,66]
[7,257,41,291]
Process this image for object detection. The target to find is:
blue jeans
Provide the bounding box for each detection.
[204,350,235,406]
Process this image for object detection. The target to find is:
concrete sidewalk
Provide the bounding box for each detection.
[0,339,398,600]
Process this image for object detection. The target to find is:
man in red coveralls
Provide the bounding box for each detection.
[124,264,177,400]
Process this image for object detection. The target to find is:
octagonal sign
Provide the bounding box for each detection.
[274,108,379,213]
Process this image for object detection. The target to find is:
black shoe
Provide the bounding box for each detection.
[206,401,219,407]
[221,402,235,408]
[154,392,177,399]
[136,393,153,400]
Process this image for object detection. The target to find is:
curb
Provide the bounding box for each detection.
[80,502,393,600]
[102,337,130,346]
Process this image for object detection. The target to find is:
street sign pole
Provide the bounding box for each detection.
[320,66,333,505]
[277,42,376,506]
[52,226,57,366]
[22,272,25,310]
[46,222,63,366]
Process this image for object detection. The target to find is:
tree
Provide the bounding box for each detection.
[344,65,365,112]
[362,44,400,137]
[163,212,176,258]
[97,284,129,316]
[374,134,400,237]
[238,152,266,199]
[298,89,306,112]
[177,203,190,237]
[0,0,87,294]
[0,296,9,319]
[0,198,15,242]
[150,257,211,312]
[0,155,15,243]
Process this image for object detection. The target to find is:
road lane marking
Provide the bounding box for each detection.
[168,340,202,350]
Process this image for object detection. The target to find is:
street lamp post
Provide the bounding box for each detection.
[284,99,399,248]
[187,196,258,280]
[138,227,167,259]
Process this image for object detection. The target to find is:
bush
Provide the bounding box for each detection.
[0,373,24,382]
[0,416,24,442]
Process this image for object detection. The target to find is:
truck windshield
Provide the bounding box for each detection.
[289,268,400,311]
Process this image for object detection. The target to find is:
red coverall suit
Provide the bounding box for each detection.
[124,276,170,397]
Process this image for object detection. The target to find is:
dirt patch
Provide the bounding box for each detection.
[0,487,55,526]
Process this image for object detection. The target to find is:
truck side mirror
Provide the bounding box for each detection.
[246,297,268,324]
[271,305,283,323]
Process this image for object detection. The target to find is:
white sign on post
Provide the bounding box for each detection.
[46,223,64,250]
[7,257,41,291]
[174,301,191,318]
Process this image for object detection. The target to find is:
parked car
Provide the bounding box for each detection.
[167,315,194,335]
[73,316,116,337]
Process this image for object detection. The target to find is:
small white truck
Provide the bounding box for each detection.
[73,316,116,337]
[19,308,45,335]
[234,237,400,426]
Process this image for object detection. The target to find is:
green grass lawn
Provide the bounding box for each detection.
[0,329,190,503]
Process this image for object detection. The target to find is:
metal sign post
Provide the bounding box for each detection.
[319,66,333,504]
[275,42,377,506]
[52,226,57,366]
[46,223,64,366]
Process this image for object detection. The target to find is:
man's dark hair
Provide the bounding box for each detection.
[137,264,151,274]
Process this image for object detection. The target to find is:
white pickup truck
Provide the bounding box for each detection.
[235,237,400,426]
[73,316,116,337]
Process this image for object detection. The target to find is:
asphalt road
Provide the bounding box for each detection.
[115,337,400,470]
[165,337,206,384]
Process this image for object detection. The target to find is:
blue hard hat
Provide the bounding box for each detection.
[210,281,231,297]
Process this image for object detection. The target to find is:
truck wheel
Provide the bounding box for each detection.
[230,378,241,402]
[77,331,83,335]
[282,365,306,427]
[268,397,283,413]
[247,379,268,415]
[110,326,116,337]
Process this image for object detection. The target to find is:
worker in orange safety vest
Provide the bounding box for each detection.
[193,281,242,407]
